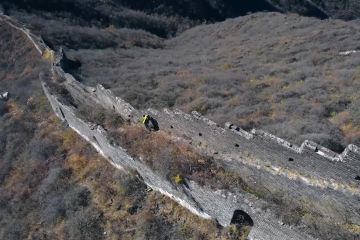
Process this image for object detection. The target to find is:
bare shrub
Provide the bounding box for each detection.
[1,219,29,240]
[64,208,104,240]
[76,103,124,129]
[120,175,147,199]
[0,101,8,116]
[28,137,57,162]
[64,186,91,213]
[47,81,76,106]
[349,97,360,125]
[116,125,248,190]
[35,167,63,197]
[40,195,67,225]
[135,212,173,240]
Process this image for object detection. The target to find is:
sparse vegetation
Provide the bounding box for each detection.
[111,124,248,192]
[22,11,357,153]
[76,103,124,129]
[0,20,252,240]
[2,1,360,239]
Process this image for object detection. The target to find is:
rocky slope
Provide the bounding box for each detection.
[68,12,360,152]
[5,12,356,239]
[3,1,360,152]
[0,16,244,240]
[1,1,360,240]
[36,24,360,239]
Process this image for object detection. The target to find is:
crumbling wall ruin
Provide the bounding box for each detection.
[2,14,359,240]
[43,60,360,239]
[42,79,319,240]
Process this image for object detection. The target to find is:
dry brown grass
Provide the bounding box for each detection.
[330,111,360,143]
[6,101,23,118]
[68,145,230,239]
[115,124,248,192]
[0,19,239,239]
[44,117,250,239]
[118,125,187,161]
[151,192,219,239]
[344,224,360,234]
[340,123,360,143]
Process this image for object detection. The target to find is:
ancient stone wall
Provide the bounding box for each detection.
[2,14,359,239]
[41,78,317,240]
[51,56,360,237]
[49,24,359,238]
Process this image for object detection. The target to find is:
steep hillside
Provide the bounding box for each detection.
[0,18,246,240]
[3,1,360,153]
[268,0,360,19]
[67,13,360,152]
[1,1,360,239]
[2,0,360,22]
[3,2,360,152]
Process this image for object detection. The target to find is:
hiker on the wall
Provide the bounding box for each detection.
[140,114,159,131]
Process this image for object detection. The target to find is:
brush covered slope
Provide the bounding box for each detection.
[2,0,360,21]
[1,1,360,240]
[3,1,360,152]
[0,17,249,240]
[72,12,360,153]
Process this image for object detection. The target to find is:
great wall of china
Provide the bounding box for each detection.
[1,14,359,240]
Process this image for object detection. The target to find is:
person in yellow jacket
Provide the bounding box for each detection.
[140,114,149,125]
[140,114,159,131]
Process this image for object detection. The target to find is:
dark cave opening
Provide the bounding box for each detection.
[230,209,254,226]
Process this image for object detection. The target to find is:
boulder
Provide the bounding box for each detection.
[0,92,9,101]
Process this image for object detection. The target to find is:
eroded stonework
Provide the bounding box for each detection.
[2,14,359,240]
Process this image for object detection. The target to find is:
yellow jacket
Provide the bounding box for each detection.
[140,115,149,124]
